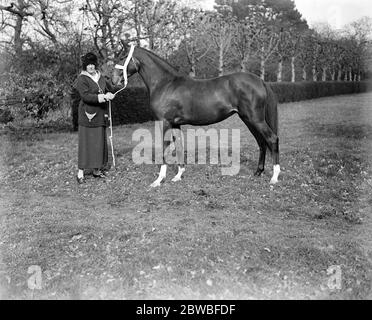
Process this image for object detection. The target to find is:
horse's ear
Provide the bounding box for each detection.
[121,37,132,50]
[120,39,128,48]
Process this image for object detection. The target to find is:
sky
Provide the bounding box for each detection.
[294,0,372,28]
[197,0,372,29]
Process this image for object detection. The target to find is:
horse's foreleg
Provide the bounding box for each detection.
[171,127,185,182]
[150,164,167,188]
[150,120,171,188]
[172,166,185,182]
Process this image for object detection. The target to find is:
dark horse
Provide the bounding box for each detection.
[111,44,280,187]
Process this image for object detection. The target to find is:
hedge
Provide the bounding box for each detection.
[270,81,371,103]
[71,81,371,129]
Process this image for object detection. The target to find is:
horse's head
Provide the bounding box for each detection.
[101,60,115,81]
[112,43,139,86]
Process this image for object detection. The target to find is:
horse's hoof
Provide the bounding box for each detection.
[270,178,278,185]
[254,170,264,177]
[270,165,280,185]
[171,177,182,182]
[150,181,161,188]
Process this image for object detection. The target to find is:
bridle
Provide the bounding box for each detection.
[114,44,138,91]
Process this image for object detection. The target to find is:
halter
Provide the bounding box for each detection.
[114,44,136,95]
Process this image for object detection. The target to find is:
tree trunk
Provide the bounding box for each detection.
[189,64,196,78]
[337,69,342,81]
[14,15,24,56]
[134,1,142,47]
[331,70,336,81]
[348,69,352,82]
[240,55,248,73]
[148,32,155,50]
[189,52,196,77]
[260,59,265,81]
[218,45,224,76]
[291,57,296,82]
[277,59,283,82]
[322,68,327,81]
[302,67,307,81]
[312,64,317,81]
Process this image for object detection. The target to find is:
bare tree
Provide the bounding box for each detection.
[345,17,372,81]
[296,33,314,81]
[0,0,34,55]
[255,25,280,80]
[123,0,179,56]
[231,14,262,73]
[275,29,290,82]
[205,11,235,76]
[82,0,127,60]
[174,8,212,77]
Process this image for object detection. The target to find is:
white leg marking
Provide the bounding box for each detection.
[150,164,167,188]
[171,166,186,182]
[270,164,281,184]
[77,169,84,179]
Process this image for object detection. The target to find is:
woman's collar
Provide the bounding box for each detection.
[81,70,101,82]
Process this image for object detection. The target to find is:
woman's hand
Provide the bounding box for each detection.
[104,92,115,101]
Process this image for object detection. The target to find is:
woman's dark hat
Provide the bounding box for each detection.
[82,52,98,70]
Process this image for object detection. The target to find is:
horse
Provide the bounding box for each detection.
[111,44,280,188]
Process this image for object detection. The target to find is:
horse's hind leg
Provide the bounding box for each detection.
[253,121,280,184]
[239,116,267,176]
[255,143,267,177]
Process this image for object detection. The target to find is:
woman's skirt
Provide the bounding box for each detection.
[78,125,108,170]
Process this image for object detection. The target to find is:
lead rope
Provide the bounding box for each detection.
[108,44,135,168]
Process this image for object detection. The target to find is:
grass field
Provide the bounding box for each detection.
[0,92,371,300]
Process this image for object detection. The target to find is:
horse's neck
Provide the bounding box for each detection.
[137,50,178,93]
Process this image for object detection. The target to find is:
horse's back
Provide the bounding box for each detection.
[150,71,269,125]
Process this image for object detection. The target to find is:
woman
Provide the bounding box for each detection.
[74,52,115,184]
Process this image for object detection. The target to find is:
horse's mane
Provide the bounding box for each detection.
[138,47,181,76]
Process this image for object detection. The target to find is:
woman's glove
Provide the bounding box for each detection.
[104,92,115,101]
[98,94,106,103]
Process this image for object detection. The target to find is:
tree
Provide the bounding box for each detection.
[173,7,212,77]
[219,0,308,80]
[256,23,280,80]
[0,0,34,56]
[231,15,260,72]
[225,1,270,73]
[82,0,127,60]
[123,0,179,56]
[204,10,235,76]
[345,17,372,81]
[264,0,308,82]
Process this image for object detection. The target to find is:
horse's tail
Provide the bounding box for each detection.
[263,82,278,135]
